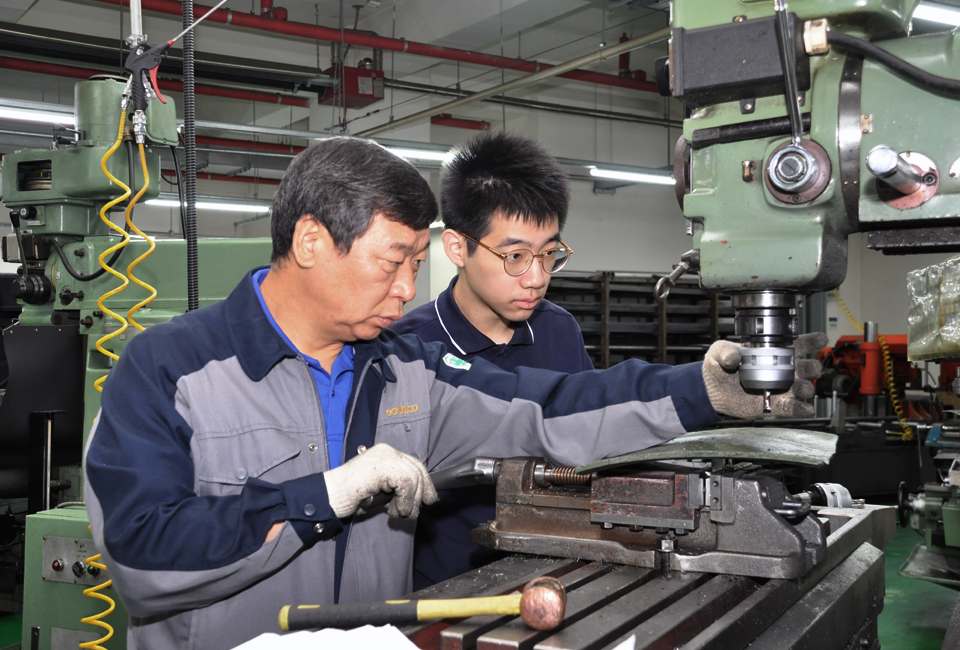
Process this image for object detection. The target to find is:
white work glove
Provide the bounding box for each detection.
[702,332,827,419]
[323,443,437,520]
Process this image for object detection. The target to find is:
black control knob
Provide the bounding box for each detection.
[17,205,37,221]
[11,274,52,305]
[71,561,85,578]
[59,286,83,305]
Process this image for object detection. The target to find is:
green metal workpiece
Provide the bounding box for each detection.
[576,428,839,474]
[21,507,128,650]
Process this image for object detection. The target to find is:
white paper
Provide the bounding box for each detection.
[232,624,420,649]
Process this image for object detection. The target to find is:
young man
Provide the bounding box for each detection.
[84,137,821,650]
[392,131,594,589]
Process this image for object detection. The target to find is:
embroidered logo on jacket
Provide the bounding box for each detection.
[385,404,419,417]
[443,353,472,370]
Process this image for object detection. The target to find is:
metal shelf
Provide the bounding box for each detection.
[545,271,734,368]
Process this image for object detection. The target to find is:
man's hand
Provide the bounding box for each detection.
[703,332,828,419]
[324,443,438,520]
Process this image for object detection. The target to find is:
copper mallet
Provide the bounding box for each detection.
[279,576,566,632]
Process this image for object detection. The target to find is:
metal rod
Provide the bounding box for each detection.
[43,415,52,511]
[866,145,922,194]
[774,0,803,146]
[128,0,144,45]
[356,27,671,137]
[384,79,682,128]
[169,0,232,45]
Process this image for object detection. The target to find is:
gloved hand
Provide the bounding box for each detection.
[702,332,828,419]
[324,443,438,520]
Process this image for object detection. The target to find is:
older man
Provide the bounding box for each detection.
[84,137,820,650]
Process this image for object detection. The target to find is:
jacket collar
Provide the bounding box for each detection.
[436,275,535,356]
[225,267,392,382]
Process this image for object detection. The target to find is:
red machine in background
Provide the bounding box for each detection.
[816,334,934,418]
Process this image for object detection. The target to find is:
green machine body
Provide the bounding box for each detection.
[0,76,271,648]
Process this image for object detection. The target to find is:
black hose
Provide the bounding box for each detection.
[126,139,136,200]
[170,145,188,239]
[48,143,137,282]
[828,31,960,96]
[183,0,199,311]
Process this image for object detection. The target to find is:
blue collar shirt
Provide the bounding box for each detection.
[251,268,354,470]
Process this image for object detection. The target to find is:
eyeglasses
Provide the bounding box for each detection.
[458,232,573,277]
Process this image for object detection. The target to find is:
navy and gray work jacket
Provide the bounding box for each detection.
[84,269,721,650]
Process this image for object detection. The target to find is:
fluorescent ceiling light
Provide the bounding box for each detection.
[429,221,445,229]
[387,147,453,162]
[589,168,675,186]
[146,199,271,213]
[0,106,74,126]
[913,2,960,25]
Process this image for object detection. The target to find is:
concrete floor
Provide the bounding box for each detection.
[0,522,955,649]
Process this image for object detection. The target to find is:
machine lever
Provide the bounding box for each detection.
[359,456,502,510]
[655,249,700,302]
[774,0,804,146]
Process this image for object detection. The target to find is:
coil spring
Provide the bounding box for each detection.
[544,466,591,487]
[79,553,115,650]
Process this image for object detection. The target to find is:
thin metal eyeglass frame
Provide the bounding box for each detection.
[458,231,574,276]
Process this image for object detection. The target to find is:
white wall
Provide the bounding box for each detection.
[828,234,951,345]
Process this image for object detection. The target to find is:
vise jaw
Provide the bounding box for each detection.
[471,458,828,580]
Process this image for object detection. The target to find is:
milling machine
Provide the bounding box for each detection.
[416,0,960,647]
[0,20,271,649]
[643,0,960,642]
[654,0,960,408]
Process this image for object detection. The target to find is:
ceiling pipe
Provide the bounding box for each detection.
[195,135,305,154]
[430,114,490,131]
[90,0,659,93]
[0,56,309,107]
[164,169,282,185]
[386,79,681,128]
[357,27,670,137]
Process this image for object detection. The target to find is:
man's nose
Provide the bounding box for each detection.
[392,264,418,303]
[521,258,547,289]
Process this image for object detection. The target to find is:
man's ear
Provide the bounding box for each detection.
[290,216,335,269]
[442,229,467,269]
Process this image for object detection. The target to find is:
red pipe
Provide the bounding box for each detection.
[92,0,659,93]
[164,169,282,185]
[196,135,305,154]
[0,56,309,108]
[430,113,490,131]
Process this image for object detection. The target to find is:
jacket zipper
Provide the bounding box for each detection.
[337,357,374,596]
[342,358,373,467]
[296,356,329,473]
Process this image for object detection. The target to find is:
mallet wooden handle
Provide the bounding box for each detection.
[279,575,566,632]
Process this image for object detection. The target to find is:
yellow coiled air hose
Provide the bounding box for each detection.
[93,109,133,393]
[79,553,115,649]
[833,289,914,441]
[124,142,157,331]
